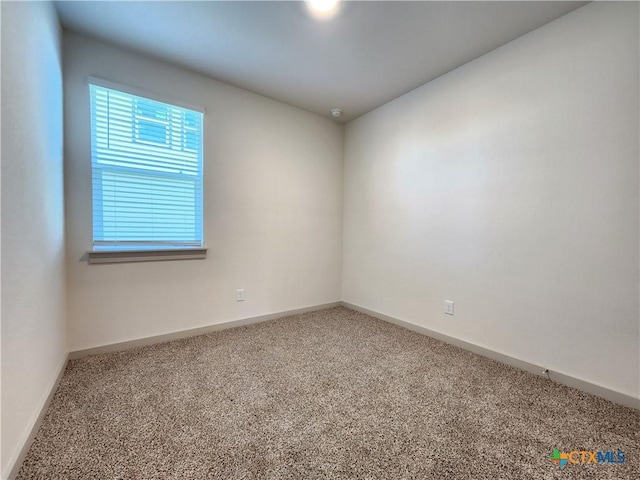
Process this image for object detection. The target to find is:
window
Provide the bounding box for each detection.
[89,83,204,257]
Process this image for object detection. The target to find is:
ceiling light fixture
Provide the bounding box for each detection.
[330,108,342,118]
[306,0,341,19]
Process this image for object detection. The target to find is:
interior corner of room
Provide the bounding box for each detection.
[1,1,639,479]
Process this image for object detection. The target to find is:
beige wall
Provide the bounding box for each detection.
[1,1,67,477]
[342,2,639,399]
[63,33,344,351]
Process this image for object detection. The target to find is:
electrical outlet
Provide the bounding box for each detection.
[236,289,245,301]
[444,300,454,315]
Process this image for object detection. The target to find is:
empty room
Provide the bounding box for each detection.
[1,0,639,479]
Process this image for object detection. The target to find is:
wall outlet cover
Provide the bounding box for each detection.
[444,300,454,315]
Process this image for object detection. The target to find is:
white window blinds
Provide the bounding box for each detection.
[90,83,204,251]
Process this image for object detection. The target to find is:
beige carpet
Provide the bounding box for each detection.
[17,306,639,479]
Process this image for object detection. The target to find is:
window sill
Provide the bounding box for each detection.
[87,248,207,264]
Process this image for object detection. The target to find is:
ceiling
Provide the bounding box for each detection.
[54,1,588,123]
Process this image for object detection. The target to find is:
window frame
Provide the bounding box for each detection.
[86,77,207,264]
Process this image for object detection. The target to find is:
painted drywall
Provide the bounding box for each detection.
[342,2,639,399]
[1,2,67,477]
[64,33,344,351]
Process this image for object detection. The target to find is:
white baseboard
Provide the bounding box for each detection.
[6,354,69,480]
[341,301,640,410]
[69,302,342,359]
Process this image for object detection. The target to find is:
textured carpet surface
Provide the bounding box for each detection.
[17,306,639,479]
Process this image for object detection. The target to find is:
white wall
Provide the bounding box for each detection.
[64,33,344,351]
[1,2,67,477]
[343,2,639,399]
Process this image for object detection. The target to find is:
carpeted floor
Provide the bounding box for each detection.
[17,306,639,479]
